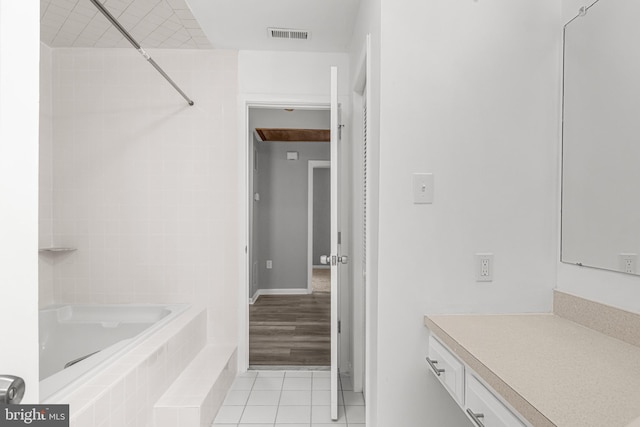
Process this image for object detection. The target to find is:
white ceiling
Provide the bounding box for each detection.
[40,0,212,48]
[40,0,361,52]
[180,0,361,52]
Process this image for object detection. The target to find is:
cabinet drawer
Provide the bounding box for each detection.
[427,335,464,404]
[465,374,525,427]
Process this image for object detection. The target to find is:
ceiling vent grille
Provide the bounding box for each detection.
[268,28,311,40]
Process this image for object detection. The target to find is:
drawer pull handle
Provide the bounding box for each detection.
[466,409,485,427]
[426,357,445,376]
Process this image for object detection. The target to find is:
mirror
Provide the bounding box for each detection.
[562,0,640,275]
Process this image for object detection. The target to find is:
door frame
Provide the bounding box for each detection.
[239,97,331,372]
[307,160,331,293]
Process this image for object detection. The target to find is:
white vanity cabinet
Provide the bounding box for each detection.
[426,335,465,404]
[465,374,526,427]
[427,333,528,427]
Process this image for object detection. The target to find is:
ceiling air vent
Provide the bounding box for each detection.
[268,28,311,40]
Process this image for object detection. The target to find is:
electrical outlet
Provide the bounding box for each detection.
[619,253,637,274]
[266,260,273,269]
[476,253,493,282]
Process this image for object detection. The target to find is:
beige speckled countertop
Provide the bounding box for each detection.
[425,312,640,427]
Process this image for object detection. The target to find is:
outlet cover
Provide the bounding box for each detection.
[476,253,493,282]
[266,260,273,269]
[619,253,637,274]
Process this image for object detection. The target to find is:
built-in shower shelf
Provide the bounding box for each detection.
[38,247,77,253]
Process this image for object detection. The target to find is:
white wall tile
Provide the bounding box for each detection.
[49,48,238,344]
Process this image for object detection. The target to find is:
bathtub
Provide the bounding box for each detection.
[39,303,188,401]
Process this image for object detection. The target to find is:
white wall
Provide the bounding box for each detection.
[40,43,55,308]
[0,1,40,402]
[557,0,640,313]
[50,48,239,345]
[375,0,561,425]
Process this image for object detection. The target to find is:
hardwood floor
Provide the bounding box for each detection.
[249,293,330,366]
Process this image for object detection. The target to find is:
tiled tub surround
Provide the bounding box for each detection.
[43,305,217,427]
[424,291,640,427]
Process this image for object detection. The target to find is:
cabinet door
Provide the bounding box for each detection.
[465,374,526,427]
[427,335,465,404]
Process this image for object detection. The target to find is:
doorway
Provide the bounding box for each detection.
[247,106,333,368]
[308,161,331,294]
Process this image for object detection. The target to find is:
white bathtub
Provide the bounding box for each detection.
[39,303,188,401]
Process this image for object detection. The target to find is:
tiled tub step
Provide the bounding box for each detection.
[154,344,237,427]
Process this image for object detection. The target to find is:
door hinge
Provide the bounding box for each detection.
[338,124,345,140]
[338,320,341,334]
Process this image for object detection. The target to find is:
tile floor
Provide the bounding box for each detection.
[213,370,366,426]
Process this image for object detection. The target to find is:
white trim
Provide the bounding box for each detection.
[250,288,311,305]
[308,160,331,293]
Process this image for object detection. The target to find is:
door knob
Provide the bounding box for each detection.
[338,255,348,264]
[0,375,25,404]
[320,255,330,265]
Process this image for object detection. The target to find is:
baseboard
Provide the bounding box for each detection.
[249,288,310,304]
[313,265,330,270]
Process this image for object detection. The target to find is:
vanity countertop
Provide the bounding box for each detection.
[424,312,640,427]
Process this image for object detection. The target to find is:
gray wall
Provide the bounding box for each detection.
[256,141,330,290]
[313,168,331,265]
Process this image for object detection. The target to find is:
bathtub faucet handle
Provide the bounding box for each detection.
[0,375,25,404]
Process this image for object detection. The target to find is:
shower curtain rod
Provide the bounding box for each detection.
[89,0,195,106]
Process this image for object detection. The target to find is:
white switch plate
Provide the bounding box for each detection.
[476,253,493,282]
[266,260,273,269]
[413,173,434,204]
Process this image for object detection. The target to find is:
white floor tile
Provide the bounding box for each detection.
[312,371,330,378]
[342,391,365,406]
[345,405,366,423]
[239,405,278,424]
[257,370,285,378]
[285,371,313,378]
[213,406,244,424]
[311,390,330,406]
[223,389,251,406]
[280,390,312,406]
[340,380,353,391]
[230,377,255,391]
[275,405,312,424]
[276,424,310,427]
[348,424,366,427]
[212,424,237,427]
[311,405,346,424]
[247,390,281,406]
[283,377,312,391]
[238,371,258,378]
[253,377,284,390]
[312,378,331,391]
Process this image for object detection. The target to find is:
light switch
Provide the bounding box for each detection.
[413,173,434,204]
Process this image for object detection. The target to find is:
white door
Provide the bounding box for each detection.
[0,1,41,404]
[329,66,345,421]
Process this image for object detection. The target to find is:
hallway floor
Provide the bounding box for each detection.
[213,370,365,426]
[249,294,330,366]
